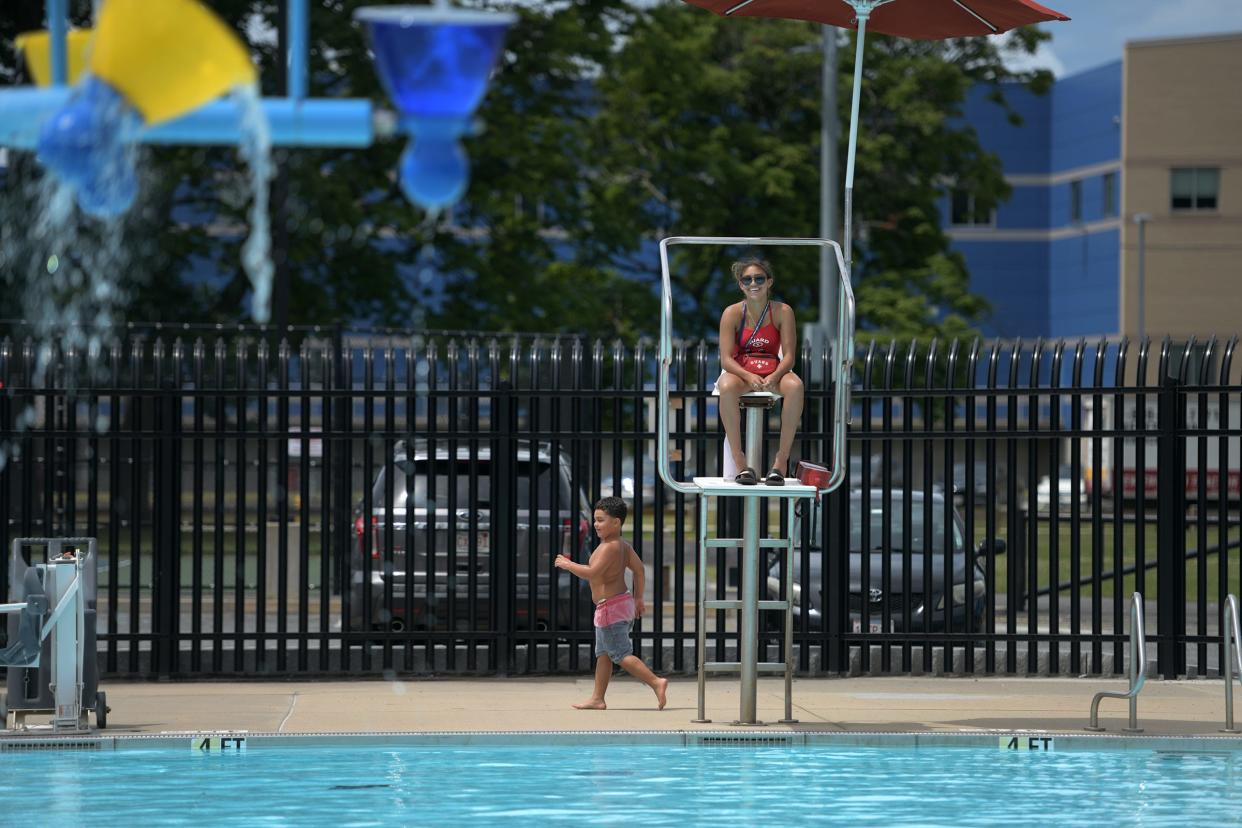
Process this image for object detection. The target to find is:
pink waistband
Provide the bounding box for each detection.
[594,592,635,627]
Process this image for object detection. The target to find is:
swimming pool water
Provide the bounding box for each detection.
[3,744,1240,826]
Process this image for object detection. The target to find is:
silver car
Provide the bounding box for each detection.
[765,489,1002,634]
[349,440,593,632]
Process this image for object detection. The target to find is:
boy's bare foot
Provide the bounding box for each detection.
[653,677,668,710]
[573,698,607,710]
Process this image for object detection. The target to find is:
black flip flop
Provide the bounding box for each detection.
[734,467,759,485]
[764,468,785,486]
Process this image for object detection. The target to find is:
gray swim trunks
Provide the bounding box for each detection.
[595,618,634,664]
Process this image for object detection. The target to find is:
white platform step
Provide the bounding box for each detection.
[692,477,817,498]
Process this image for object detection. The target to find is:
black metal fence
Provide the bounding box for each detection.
[1,331,1239,679]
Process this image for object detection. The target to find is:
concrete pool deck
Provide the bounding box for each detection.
[48,675,1241,738]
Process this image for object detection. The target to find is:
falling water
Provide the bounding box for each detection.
[233,83,274,324]
[0,86,275,471]
[0,165,133,471]
[24,172,129,371]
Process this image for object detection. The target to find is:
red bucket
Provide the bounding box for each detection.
[795,460,831,489]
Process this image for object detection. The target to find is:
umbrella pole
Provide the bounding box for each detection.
[843,9,869,282]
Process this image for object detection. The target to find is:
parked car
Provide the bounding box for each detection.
[349,440,594,632]
[765,489,1004,633]
[1035,465,1089,513]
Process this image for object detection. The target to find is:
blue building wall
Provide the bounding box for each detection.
[1050,63,1122,173]
[954,239,1050,335]
[1049,228,1120,337]
[960,78,1050,175]
[946,80,1051,338]
[947,60,1123,339]
[994,186,1049,230]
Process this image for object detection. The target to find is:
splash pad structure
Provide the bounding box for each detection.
[0,0,516,318]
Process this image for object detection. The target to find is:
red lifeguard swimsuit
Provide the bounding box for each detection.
[732,301,781,374]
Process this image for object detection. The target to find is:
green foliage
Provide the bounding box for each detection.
[128,0,423,328]
[0,1,1054,344]
[427,0,659,339]
[1,0,421,330]
[589,3,1053,342]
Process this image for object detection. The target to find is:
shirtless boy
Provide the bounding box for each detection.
[554,496,668,710]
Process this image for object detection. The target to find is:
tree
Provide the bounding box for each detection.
[586,3,1053,343]
[423,0,660,340]
[1,1,1051,345]
[0,0,424,332]
[1,1,661,338]
[122,0,425,329]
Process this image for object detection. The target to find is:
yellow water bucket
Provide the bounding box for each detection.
[15,29,93,86]
[90,0,257,125]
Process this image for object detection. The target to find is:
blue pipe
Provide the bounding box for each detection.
[47,0,69,85]
[0,88,69,148]
[0,89,375,149]
[150,98,372,145]
[289,0,309,100]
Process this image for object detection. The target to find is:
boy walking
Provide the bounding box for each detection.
[555,496,668,710]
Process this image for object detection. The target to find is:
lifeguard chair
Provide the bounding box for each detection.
[656,236,854,725]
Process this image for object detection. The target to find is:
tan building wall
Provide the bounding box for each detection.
[1121,33,1242,340]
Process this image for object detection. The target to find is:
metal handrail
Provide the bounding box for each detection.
[656,236,855,497]
[1223,594,1241,734]
[1086,592,1147,732]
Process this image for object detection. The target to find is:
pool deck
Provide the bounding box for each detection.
[38,675,1241,739]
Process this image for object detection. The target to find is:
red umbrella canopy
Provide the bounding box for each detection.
[682,0,1068,40]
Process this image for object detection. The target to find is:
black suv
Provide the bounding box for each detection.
[766,489,1004,633]
[349,440,593,632]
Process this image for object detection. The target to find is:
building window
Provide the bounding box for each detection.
[1102,172,1117,217]
[1171,167,1219,211]
[950,189,994,226]
[1069,179,1082,223]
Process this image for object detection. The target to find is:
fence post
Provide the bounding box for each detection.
[332,326,349,597]
[492,380,516,673]
[824,480,849,673]
[0,339,10,605]
[0,337,9,608]
[1156,371,1187,678]
[1014,507,1027,611]
[153,374,181,678]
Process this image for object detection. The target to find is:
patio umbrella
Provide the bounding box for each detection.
[681,0,1069,277]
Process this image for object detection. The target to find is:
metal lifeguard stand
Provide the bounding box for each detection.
[657,236,855,725]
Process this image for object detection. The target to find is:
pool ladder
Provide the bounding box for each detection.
[1223,594,1241,734]
[1086,592,1146,732]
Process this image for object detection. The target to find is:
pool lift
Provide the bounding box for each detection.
[657,236,855,725]
[0,538,104,732]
